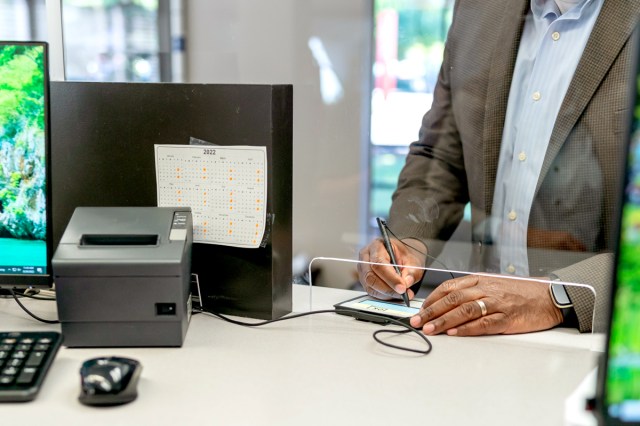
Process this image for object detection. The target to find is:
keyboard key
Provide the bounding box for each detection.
[16,367,37,384]
[7,359,23,368]
[12,351,27,359]
[25,352,45,367]
[2,367,18,376]
[0,376,14,385]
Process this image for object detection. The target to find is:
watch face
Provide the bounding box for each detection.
[551,284,572,307]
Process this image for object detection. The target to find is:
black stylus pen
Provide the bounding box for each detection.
[376,217,411,307]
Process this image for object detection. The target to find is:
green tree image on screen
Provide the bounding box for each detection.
[0,44,46,253]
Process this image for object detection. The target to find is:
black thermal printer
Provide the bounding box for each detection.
[52,207,193,347]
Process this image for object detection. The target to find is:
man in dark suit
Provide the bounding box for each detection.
[359,0,640,335]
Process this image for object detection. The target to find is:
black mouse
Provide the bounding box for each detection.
[78,356,142,406]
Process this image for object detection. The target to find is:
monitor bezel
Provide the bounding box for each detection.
[0,40,53,290]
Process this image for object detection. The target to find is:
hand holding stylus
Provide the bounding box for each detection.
[376,218,411,307]
[357,219,427,302]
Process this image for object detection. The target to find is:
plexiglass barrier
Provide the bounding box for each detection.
[307,257,599,336]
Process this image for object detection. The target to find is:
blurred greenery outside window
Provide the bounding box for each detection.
[369,0,454,232]
[0,0,47,41]
[62,0,164,82]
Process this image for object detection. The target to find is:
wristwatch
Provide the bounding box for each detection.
[549,282,575,325]
[549,282,573,309]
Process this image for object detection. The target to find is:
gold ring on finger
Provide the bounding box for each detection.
[476,300,488,317]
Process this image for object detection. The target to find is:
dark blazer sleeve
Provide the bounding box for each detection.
[386,0,511,249]
[387,0,469,246]
[553,254,613,333]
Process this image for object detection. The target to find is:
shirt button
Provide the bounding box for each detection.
[532,91,542,101]
[508,210,517,221]
[551,31,560,41]
[506,264,516,274]
[518,151,527,162]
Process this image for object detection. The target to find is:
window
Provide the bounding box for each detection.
[61,0,176,82]
[368,0,454,231]
[0,0,47,41]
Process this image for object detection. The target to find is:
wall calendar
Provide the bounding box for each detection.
[155,144,267,248]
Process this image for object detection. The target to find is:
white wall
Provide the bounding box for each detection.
[186,0,373,288]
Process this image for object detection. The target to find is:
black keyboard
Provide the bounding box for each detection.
[0,331,62,402]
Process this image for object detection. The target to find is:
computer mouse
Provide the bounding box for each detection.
[78,356,142,406]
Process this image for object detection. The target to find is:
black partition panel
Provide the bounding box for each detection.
[51,82,292,319]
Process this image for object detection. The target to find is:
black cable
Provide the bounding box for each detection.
[197,308,336,327]
[196,307,432,355]
[11,289,56,301]
[10,289,60,324]
[373,329,423,354]
[10,288,432,353]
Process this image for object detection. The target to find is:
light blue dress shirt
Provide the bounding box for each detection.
[490,0,604,276]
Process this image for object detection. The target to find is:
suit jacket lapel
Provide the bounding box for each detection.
[483,0,529,216]
[536,0,640,193]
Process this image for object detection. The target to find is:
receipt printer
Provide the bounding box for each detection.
[53,207,193,347]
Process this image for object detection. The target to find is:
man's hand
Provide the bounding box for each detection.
[358,238,427,301]
[527,228,587,251]
[410,274,564,336]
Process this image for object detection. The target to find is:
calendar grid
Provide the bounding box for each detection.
[155,144,267,248]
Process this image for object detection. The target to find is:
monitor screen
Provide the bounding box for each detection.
[0,41,52,289]
[600,30,640,424]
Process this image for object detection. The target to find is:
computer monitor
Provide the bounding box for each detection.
[0,41,52,290]
[596,27,640,425]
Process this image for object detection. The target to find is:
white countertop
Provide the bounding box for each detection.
[0,285,602,426]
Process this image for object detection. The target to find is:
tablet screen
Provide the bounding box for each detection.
[335,295,422,319]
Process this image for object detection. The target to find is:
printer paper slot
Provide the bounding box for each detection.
[80,234,159,246]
